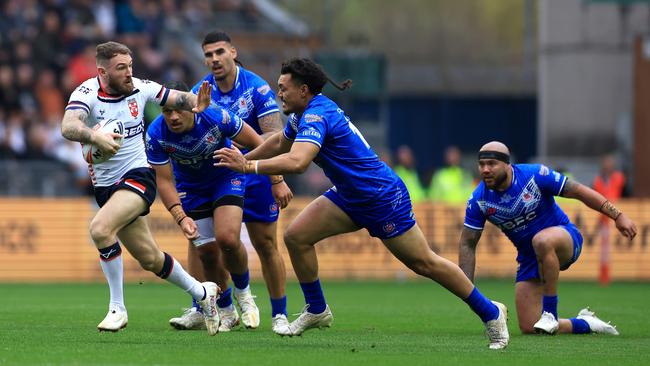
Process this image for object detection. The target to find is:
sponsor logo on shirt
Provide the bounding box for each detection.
[538,165,550,176]
[257,85,271,95]
[302,127,321,139]
[304,114,323,123]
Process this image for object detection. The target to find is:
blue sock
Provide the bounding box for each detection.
[300,279,326,314]
[570,317,590,334]
[192,297,201,311]
[464,287,499,323]
[542,295,558,320]
[216,287,233,308]
[231,271,250,290]
[270,296,287,317]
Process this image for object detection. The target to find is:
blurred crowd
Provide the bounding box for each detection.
[0,0,256,193]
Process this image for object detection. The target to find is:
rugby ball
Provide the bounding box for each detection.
[81,118,125,164]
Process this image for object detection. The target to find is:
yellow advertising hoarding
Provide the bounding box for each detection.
[1,198,648,282]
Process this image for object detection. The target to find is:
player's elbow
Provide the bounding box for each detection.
[287,157,310,174]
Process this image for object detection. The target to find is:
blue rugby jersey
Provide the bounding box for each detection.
[464,164,571,253]
[283,94,399,205]
[192,66,279,136]
[146,106,244,192]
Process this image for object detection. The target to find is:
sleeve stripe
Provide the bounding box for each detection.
[463,223,484,231]
[257,109,280,118]
[159,88,170,106]
[156,86,166,99]
[294,138,322,148]
[66,101,90,113]
[65,106,90,113]
[282,130,294,141]
[557,176,568,196]
[148,159,170,165]
[230,120,244,139]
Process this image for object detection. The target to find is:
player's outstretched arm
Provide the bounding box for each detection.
[61,109,121,154]
[247,131,293,160]
[152,163,198,240]
[561,179,637,239]
[165,81,211,113]
[215,141,318,175]
[458,227,483,282]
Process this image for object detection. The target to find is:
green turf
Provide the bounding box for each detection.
[0,280,649,366]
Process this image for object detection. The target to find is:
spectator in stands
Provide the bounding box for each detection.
[394,145,426,203]
[428,145,474,204]
[593,154,626,202]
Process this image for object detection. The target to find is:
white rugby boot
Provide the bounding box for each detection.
[485,301,509,350]
[271,313,291,336]
[234,287,260,329]
[169,307,206,330]
[533,311,559,335]
[97,307,128,332]
[218,305,240,332]
[287,305,333,336]
[577,307,619,335]
[197,282,220,336]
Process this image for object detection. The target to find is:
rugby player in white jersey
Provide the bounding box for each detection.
[60,41,220,335]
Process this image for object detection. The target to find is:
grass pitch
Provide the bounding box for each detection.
[0,280,648,366]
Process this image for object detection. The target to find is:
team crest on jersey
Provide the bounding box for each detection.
[269,203,278,213]
[164,146,177,153]
[487,207,497,216]
[522,192,533,202]
[127,98,138,117]
[382,222,396,234]
[231,178,242,187]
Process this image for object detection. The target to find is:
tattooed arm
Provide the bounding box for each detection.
[458,227,483,282]
[164,81,211,113]
[61,109,121,155]
[258,112,284,140]
[561,178,637,239]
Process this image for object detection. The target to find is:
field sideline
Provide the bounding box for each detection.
[0,280,648,365]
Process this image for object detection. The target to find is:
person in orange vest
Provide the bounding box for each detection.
[592,154,627,285]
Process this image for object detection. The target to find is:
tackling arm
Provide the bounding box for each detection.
[215,140,317,175]
[458,227,483,282]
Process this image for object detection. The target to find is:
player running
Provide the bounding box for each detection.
[215,58,510,349]
[61,41,219,335]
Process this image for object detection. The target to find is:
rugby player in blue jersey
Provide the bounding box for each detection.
[169,31,293,333]
[459,141,637,335]
[215,58,510,349]
[146,81,285,333]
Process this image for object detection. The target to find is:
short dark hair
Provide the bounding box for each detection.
[164,80,190,92]
[96,41,131,66]
[280,58,352,94]
[202,31,232,46]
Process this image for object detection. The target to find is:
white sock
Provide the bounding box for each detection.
[99,256,125,312]
[165,258,205,300]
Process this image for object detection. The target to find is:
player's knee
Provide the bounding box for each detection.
[252,237,278,259]
[532,235,552,255]
[89,219,113,245]
[216,232,239,251]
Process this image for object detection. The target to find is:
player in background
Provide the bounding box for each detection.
[169,31,293,332]
[60,41,220,335]
[215,58,510,350]
[147,81,289,333]
[458,141,636,335]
